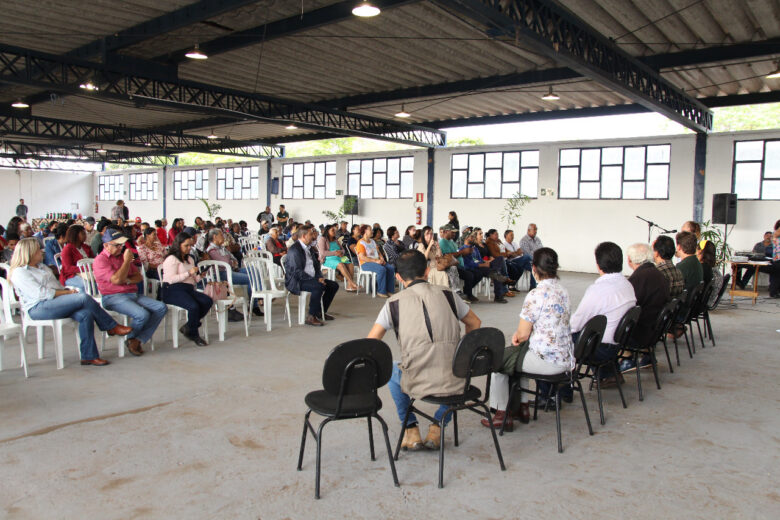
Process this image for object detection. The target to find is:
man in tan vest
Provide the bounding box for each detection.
[367,250,481,451]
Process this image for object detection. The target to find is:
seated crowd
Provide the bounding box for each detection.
[1,203,777,378]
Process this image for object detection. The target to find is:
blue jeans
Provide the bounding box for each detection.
[508,254,536,289]
[101,293,168,344]
[28,292,118,361]
[389,363,451,427]
[162,283,213,336]
[64,275,85,292]
[360,262,396,295]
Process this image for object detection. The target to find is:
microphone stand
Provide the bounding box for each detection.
[636,216,677,243]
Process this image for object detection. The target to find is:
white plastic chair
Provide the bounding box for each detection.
[0,277,27,377]
[280,255,324,325]
[54,252,62,273]
[245,258,290,330]
[20,307,79,370]
[198,260,248,341]
[356,263,377,298]
[157,265,208,349]
[0,263,19,314]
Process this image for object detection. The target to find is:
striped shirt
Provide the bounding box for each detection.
[655,259,684,298]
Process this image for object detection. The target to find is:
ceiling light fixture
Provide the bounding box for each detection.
[766,63,780,79]
[185,44,208,60]
[541,86,560,101]
[352,2,380,17]
[394,105,411,118]
[11,99,29,108]
[79,80,99,91]
[286,123,298,130]
[207,130,218,139]
[96,148,107,153]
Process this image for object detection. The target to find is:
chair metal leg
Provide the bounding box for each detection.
[683,329,693,358]
[314,418,330,499]
[661,337,674,373]
[367,416,375,461]
[636,352,644,402]
[479,403,506,471]
[297,410,312,471]
[437,409,451,488]
[394,401,414,460]
[613,360,627,409]
[695,320,705,348]
[452,410,459,447]
[554,386,563,453]
[672,336,681,366]
[651,351,662,390]
[705,312,716,346]
[373,413,400,488]
[576,381,594,436]
[594,366,605,426]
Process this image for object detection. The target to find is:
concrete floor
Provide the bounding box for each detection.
[1,272,778,519]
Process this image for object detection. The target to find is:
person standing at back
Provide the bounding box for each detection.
[16,199,28,220]
[367,250,481,451]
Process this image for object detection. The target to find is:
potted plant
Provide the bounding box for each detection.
[500,192,531,230]
[322,196,356,224]
[199,198,222,220]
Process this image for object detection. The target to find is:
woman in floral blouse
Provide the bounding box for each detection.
[137,228,166,279]
[481,247,574,431]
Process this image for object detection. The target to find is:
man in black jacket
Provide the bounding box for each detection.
[622,242,669,371]
[284,224,339,326]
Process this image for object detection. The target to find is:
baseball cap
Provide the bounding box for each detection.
[102,229,128,244]
[440,223,457,231]
[135,217,142,223]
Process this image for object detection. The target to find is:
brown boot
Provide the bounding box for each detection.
[512,403,530,424]
[424,424,441,450]
[107,324,132,336]
[481,410,513,432]
[401,425,423,451]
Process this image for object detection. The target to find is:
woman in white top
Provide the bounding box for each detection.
[9,238,131,366]
[481,248,574,431]
[160,233,212,346]
[355,224,396,297]
[417,225,454,289]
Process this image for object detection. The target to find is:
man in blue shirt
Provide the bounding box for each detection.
[439,224,478,302]
[458,231,509,303]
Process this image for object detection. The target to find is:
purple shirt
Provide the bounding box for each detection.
[93,248,138,295]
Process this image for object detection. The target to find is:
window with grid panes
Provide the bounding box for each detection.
[216,166,259,200]
[281,161,336,199]
[450,150,539,199]
[98,174,123,201]
[128,172,158,201]
[347,156,414,199]
[558,144,670,199]
[732,139,780,200]
[173,169,209,200]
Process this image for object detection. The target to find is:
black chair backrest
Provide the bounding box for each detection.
[709,273,730,310]
[322,338,393,398]
[614,306,641,348]
[452,327,505,384]
[575,315,607,370]
[696,282,715,315]
[648,300,676,348]
[681,281,704,321]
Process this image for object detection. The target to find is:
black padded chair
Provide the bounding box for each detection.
[695,273,729,347]
[297,338,398,499]
[622,303,675,401]
[673,282,704,360]
[393,327,506,489]
[586,306,638,424]
[503,315,605,453]
[657,298,680,371]
[690,280,715,348]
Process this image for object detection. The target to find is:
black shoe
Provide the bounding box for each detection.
[467,295,479,303]
[494,297,508,304]
[323,313,335,321]
[561,393,574,404]
[252,307,264,317]
[179,324,189,337]
[535,397,556,411]
[189,335,208,347]
[227,309,244,322]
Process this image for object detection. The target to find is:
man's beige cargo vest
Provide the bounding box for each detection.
[388,281,463,399]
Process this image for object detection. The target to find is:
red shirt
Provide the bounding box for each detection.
[156,227,169,246]
[168,227,180,245]
[93,248,138,295]
[59,243,94,285]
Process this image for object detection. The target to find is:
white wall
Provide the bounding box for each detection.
[90,128,779,274]
[1,167,93,224]
[702,129,780,252]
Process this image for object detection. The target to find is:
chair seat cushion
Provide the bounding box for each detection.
[421,385,481,405]
[305,390,382,417]
[522,371,570,383]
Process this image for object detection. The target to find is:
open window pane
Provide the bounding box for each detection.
[624,147,646,180]
[734,162,762,199]
[646,165,669,198]
[559,168,579,198]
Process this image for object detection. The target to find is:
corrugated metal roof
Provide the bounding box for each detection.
[0,0,777,154]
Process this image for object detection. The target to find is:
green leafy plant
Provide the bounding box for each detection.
[700,219,733,267]
[500,192,531,230]
[322,196,356,224]
[199,198,222,220]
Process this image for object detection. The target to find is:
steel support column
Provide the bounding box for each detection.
[266,159,272,208]
[426,148,435,227]
[162,166,167,220]
[693,133,707,222]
